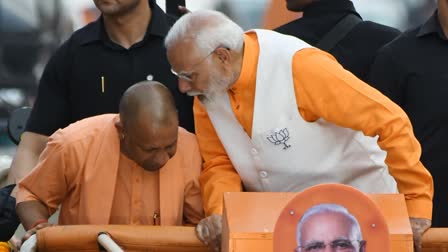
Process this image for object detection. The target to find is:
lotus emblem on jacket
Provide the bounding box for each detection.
[266,128,291,150]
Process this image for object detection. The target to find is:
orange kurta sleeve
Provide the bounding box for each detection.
[291,48,434,219]
[182,131,206,224]
[195,34,259,216]
[194,98,243,216]
[17,134,69,216]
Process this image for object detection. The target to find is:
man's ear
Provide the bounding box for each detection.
[215,47,231,64]
[114,118,125,138]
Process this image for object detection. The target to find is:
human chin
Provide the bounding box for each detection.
[142,162,163,172]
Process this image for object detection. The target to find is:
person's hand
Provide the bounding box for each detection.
[9,235,22,252]
[20,222,53,247]
[409,217,431,252]
[196,214,222,252]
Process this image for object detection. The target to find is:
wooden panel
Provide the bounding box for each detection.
[233,237,272,252]
[422,228,448,252]
[37,225,208,252]
[222,192,413,252]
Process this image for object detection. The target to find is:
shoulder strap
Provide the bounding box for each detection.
[316,14,362,52]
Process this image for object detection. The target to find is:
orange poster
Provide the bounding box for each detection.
[273,184,390,252]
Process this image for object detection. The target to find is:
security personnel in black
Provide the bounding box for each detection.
[1,0,192,241]
[369,0,448,227]
[275,0,401,82]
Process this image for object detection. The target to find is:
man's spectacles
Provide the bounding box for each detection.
[170,49,216,83]
[294,239,365,252]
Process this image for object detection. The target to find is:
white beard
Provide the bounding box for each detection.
[200,67,234,104]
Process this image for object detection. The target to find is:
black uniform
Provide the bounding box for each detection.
[369,11,448,227]
[26,0,194,134]
[275,0,400,82]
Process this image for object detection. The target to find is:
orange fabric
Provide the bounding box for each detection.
[17,114,204,226]
[223,191,413,252]
[421,228,448,249]
[36,225,208,252]
[273,184,391,252]
[109,153,160,225]
[194,33,433,219]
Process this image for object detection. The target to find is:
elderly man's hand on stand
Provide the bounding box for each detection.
[196,214,222,252]
[410,217,431,252]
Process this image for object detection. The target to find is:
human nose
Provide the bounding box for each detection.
[155,151,170,167]
[324,246,333,252]
[178,79,192,93]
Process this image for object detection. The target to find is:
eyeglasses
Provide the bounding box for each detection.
[295,239,364,252]
[170,49,216,83]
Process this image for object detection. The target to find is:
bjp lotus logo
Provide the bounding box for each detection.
[267,128,291,150]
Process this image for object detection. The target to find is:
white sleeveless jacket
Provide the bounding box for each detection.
[202,29,398,194]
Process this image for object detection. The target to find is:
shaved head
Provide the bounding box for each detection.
[119,81,178,130]
[117,81,179,171]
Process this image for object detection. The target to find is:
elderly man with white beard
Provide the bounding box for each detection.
[164,10,433,252]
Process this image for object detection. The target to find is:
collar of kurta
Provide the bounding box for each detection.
[230,33,259,93]
[417,11,448,41]
[80,0,170,47]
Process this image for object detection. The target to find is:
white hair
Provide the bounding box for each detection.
[164,10,244,56]
[296,204,363,247]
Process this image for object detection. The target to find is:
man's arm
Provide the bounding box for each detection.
[15,134,70,227]
[193,98,242,216]
[369,47,431,252]
[16,200,54,244]
[291,48,433,219]
[6,132,48,196]
[14,134,70,244]
[16,200,50,231]
[293,48,432,251]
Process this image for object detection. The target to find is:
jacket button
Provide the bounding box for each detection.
[251,148,258,155]
[259,171,268,178]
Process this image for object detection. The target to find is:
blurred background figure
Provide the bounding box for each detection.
[351,0,436,31]
[63,0,100,30]
[0,0,74,180]
[0,2,74,247]
[274,0,401,84]
[75,0,435,32]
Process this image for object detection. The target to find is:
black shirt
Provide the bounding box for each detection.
[275,0,400,82]
[369,11,448,226]
[26,0,194,134]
